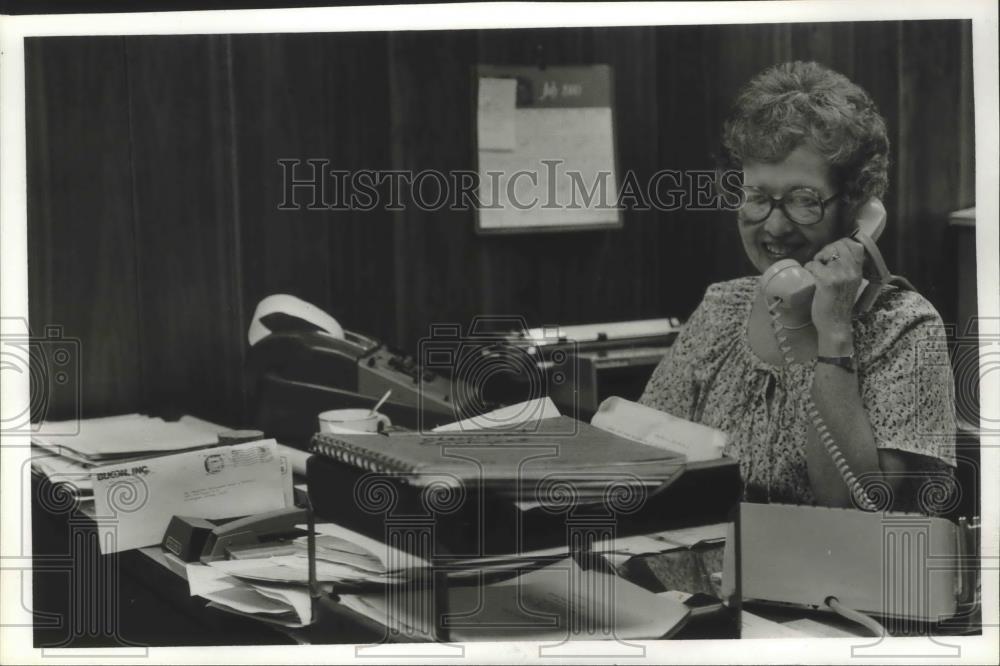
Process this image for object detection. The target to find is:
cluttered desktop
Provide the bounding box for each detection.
[28,294,980,647]
[15,18,988,655]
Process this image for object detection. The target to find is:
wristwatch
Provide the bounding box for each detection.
[816,354,856,373]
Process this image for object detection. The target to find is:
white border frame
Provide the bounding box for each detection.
[2,2,997,664]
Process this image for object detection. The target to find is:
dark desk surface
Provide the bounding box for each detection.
[32,473,978,648]
[32,471,401,648]
[32,473,739,647]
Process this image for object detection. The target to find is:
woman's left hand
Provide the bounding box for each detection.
[804,238,866,343]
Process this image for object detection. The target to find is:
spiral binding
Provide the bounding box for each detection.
[311,432,417,477]
[767,300,878,512]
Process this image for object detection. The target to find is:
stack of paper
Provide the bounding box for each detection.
[30,451,95,504]
[185,526,410,628]
[32,413,222,463]
[186,521,708,635]
[31,414,292,554]
[298,521,431,572]
[30,414,226,515]
[186,559,323,628]
[339,557,691,641]
[206,535,408,587]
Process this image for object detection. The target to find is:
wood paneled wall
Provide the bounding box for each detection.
[25,21,975,426]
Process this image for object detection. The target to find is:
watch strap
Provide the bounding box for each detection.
[816,355,856,373]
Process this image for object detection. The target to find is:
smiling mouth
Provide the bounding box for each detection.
[761,241,801,259]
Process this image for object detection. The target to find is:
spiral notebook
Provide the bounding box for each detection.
[310,416,684,497]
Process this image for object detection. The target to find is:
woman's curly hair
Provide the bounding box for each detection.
[720,61,890,224]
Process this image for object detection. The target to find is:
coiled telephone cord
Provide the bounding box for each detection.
[767,300,879,512]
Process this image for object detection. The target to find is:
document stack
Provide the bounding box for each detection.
[188,526,405,628]
[30,413,225,515]
[32,414,293,554]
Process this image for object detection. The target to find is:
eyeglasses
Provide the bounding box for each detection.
[739,186,840,226]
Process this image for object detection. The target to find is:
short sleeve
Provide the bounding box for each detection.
[639,281,747,420]
[858,289,957,468]
[638,321,700,419]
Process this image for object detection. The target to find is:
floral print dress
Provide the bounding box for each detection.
[639,277,956,510]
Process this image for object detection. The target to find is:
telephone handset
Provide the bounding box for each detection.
[245,294,474,440]
[758,198,890,512]
[760,198,888,326]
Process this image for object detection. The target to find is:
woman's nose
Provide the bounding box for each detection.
[762,206,797,236]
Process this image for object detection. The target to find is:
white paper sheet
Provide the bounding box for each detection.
[186,562,244,596]
[588,523,727,556]
[203,585,311,628]
[91,439,287,554]
[188,561,321,627]
[478,106,619,230]
[647,522,728,548]
[477,77,517,151]
[590,396,727,462]
[202,586,292,615]
[33,413,223,460]
[592,534,676,556]
[432,397,561,433]
[741,611,811,638]
[249,582,314,625]
[207,555,401,585]
[658,589,693,603]
[300,521,430,570]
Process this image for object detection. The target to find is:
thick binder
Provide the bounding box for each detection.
[307,422,742,557]
[309,416,685,499]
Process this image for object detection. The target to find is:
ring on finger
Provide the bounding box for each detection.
[821,252,840,265]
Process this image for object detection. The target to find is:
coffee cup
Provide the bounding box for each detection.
[318,408,391,434]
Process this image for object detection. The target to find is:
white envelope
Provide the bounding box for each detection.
[91,439,288,554]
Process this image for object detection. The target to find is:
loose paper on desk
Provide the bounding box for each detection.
[432,396,560,433]
[586,523,725,558]
[32,413,222,461]
[91,439,287,554]
[187,558,320,626]
[590,396,727,461]
[340,557,690,641]
[202,581,317,628]
[741,611,811,639]
[300,521,430,570]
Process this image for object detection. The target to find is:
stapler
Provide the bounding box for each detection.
[161,507,309,563]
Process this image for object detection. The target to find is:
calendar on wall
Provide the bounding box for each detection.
[474,65,622,234]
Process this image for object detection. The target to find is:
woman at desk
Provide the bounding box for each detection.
[640,61,955,512]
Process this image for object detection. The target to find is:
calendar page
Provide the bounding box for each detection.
[475,65,621,233]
